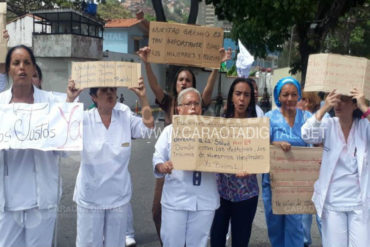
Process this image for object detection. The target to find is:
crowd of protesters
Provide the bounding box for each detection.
[0,29,369,247]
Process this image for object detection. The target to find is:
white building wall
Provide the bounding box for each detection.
[6,15,48,47]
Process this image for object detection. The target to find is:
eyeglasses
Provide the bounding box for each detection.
[178,102,201,108]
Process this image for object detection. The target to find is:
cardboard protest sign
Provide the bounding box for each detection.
[148,21,224,69]
[0,103,83,151]
[0,3,7,63]
[71,61,141,89]
[171,115,270,174]
[270,146,322,214]
[305,53,370,100]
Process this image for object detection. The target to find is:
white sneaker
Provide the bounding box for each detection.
[125,236,136,247]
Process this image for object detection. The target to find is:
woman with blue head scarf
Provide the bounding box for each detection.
[262,76,311,247]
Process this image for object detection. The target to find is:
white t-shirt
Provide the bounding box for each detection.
[73,107,150,209]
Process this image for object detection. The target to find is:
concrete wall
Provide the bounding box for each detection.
[33,34,103,59]
[36,57,89,94]
[6,15,48,47]
[127,26,148,54]
[103,26,148,54]
[103,28,128,53]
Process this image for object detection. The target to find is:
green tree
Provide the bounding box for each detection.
[5,0,68,16]
[324,2,370,58]
[97,0,132,20]
[205,0,367,85]
[144,13,156,22]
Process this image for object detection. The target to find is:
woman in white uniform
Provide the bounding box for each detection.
[301,89,370,247]
[152,88,220,247]
[67,79,154,247]
[0,45,65,247]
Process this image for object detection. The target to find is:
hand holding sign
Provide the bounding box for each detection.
[137,46,151,64]
[156,161,174,174]
[350,88,368,113]
[220,47,232,63]
[67,79,83,103]
[129,77,146,98]
[272,141,292,152]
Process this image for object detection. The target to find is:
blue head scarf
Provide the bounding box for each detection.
[273,76,302,107]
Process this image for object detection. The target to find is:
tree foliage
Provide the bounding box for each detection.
[5,0,68,16]
[205,0,367,84]
[97,0,132,20]
[324,2,370,58]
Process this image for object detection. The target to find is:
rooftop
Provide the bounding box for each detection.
[104,11,149,31]
[31,8,104,26]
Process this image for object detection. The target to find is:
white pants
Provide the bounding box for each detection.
[161,206,215,247]
[0,208,57,247]
[321,208,369,247]
[126,202,135,238]
[76,204,128,247]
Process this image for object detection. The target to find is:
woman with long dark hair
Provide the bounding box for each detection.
[210,77,259,246]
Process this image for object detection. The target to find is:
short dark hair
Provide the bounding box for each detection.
[5,45,36,76]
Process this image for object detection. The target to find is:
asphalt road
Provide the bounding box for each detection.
[55,130,321,247]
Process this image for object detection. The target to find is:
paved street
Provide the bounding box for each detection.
[55,128,321,247]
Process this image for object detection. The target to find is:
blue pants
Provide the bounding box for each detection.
[262,174,304,247]
[302,213,322,246]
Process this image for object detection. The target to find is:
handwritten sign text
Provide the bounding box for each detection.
[0,103,83,151]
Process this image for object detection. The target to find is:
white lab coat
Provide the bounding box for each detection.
[153,124,220,247]
[74,105,151,247]
[73,106,150,209]
[301,115,370,218]
[152,124,220,211]
[0,86,64,212]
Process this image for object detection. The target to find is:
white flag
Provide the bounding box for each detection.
[236,39,254,78]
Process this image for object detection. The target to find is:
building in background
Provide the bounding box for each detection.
[103,11,148,54]
[31,8,104,93]
[197,1,231,30]
[6,14,48,48]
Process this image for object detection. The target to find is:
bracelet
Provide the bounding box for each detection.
[362,108,370,119]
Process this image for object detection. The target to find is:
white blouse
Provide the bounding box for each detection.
[152,125,220,211]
